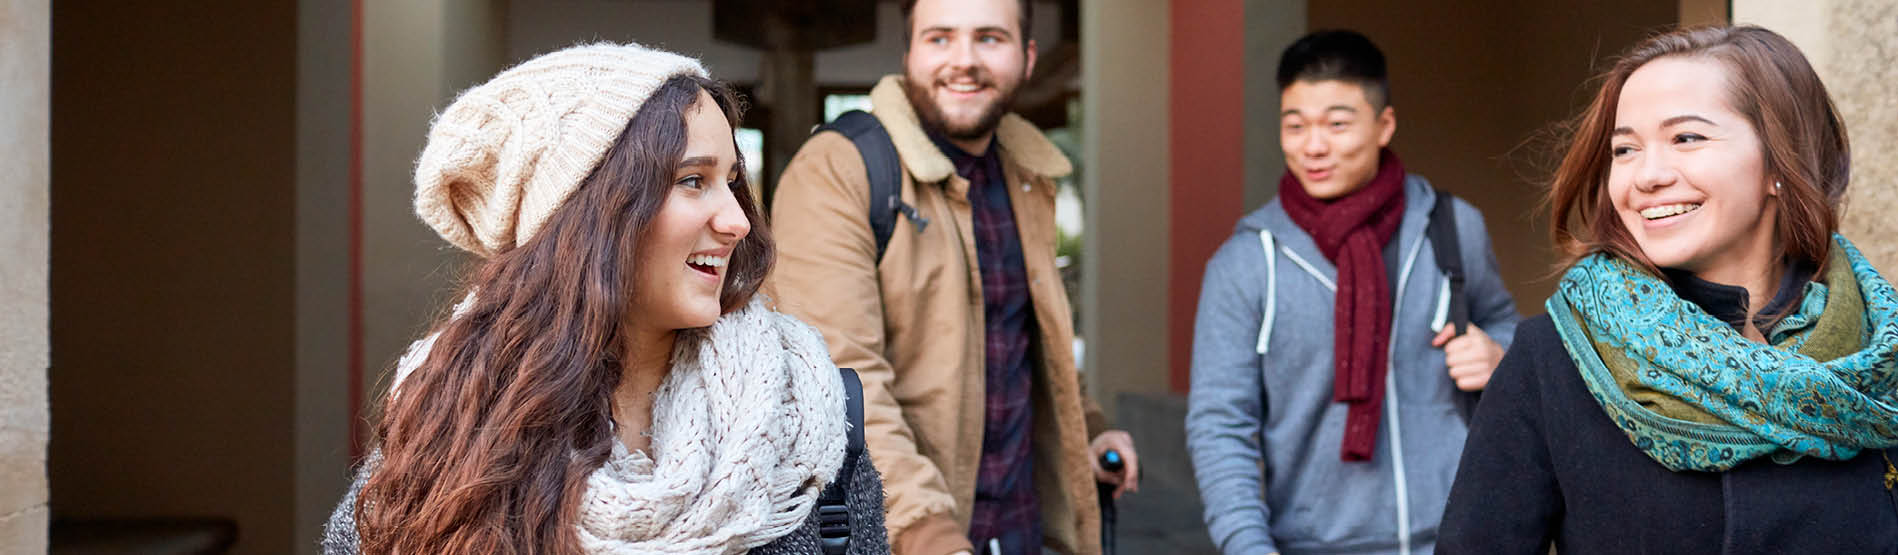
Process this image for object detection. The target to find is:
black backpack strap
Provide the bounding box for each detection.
[1429,192,1485,421]
[814,110,924,264]
[1428,192,1469,336]
[817,367,866,555]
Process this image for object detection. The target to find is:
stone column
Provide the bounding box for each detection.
[0,0,50,552]
[1735,0,1898,275]
[1082,0,1170,420]
[296,0,353,552]
[757,45,817,203]
[1823,1,1898,275]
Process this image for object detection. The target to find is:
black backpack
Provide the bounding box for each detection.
[811,110,930,263]
[815,367,866,555]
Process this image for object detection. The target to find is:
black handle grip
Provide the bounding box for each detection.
[1099,449,1124,473]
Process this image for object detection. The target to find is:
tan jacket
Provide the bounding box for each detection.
[769,75,1106,555]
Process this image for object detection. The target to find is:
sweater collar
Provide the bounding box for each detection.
[1662,260,1815,335]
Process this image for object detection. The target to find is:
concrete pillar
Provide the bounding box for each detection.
[0,0,50,552]
[1082,1,1169,419]
[1734,0,1898,275]
[758,45,818,201]
[295,0,354,552]
[1825,2,1898,274]
[361,0,502,438]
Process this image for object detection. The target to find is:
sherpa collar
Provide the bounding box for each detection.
[867,75,1073,185]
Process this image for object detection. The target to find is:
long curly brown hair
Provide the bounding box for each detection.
[354,74,772,554]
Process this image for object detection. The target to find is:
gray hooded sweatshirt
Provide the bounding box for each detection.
[1185,176,1519,555]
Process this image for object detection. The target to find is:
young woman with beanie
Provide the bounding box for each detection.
[320,43,889,554]
[1438,25,1898,553]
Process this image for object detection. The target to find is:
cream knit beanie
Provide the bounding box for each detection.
[413,42,708,257]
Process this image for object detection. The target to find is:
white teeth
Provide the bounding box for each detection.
[945,83,982,93]
[687,255,727,268]
[1640,203,1701,220]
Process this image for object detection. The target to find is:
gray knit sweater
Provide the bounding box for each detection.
[319,450,889,554]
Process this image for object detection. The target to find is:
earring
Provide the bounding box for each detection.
[1775,181,1784,191]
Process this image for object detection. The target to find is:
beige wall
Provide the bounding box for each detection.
[1735,0,1898,275]
[49,2,298,553]
[0,0,49,552]
[1309,0,1676,311]
[1082,1,1170,418]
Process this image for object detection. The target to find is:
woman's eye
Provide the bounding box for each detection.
[1611,145,1635,157]
[677,176,704,190]
[1673,133,1707,144]
[1329,121,1350,130]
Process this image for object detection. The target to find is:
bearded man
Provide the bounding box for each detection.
[768,1,1139,553]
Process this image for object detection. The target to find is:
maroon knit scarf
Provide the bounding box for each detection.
[1278,149,1407,461]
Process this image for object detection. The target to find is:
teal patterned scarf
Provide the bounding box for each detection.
[1547,234,1898,472]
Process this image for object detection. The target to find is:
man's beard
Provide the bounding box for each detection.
[903,68,1021,142]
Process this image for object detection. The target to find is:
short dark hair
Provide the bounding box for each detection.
[901,0,1034,50]
[1276,30,1390,109]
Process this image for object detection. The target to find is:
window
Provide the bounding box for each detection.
[822,93,872,122]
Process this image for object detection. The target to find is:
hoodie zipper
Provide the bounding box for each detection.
[1386,232,1428,555]
[1272,225,1429,555]
[1267,201,1433,554]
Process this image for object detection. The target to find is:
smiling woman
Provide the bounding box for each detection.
[1438,25,1898,554]
[318,43,889,555]
[1548,26,1850,291]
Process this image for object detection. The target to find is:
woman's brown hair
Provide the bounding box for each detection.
[1548,25,1850,275]
[354,75,771,554]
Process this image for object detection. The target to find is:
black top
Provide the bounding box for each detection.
[1437,314,1898,554]
[1662,260,1815,334]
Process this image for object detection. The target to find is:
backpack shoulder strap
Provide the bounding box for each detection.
[837,367,865,471]
[1427,191,1469,336]
[814,110,903,264]
[816,367,865,555]
[1428,193,1485,422]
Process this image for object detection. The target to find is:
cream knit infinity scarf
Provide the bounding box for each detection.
[394,299,846,553]
[575,300,846,553]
